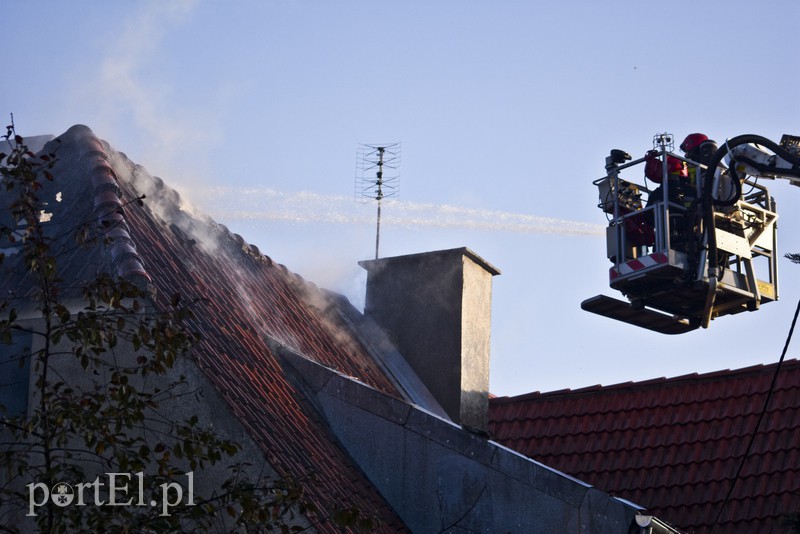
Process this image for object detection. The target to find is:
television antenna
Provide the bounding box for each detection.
[355,143,400,259]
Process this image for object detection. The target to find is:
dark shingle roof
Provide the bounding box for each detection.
[3,125,407,531]
[489,359,800,533]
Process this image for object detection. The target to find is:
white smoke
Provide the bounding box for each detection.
[73,0,227,186]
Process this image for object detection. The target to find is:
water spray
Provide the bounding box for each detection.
[192,187,603,236]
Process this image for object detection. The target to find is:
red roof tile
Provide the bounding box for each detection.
[489,360,800,533]
[118,177,406,531]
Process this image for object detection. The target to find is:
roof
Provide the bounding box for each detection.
[2,124,679,532]
[489,359,800,533]
[2,125,408,531]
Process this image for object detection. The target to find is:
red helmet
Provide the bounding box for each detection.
[680,133,709,153]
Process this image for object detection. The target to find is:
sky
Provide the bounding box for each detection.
[4,0,800,397]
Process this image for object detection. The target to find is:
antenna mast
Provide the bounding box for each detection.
[356,143,400,259]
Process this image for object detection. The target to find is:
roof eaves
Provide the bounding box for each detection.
[634,513,686,534]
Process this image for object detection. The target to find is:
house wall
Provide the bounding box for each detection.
[0,314,309,533]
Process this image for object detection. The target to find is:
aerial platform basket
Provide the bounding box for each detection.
[582,134,778,334]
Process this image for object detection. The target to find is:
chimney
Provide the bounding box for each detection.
[359,247,500,432]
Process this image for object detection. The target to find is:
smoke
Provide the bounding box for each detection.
[71,0,228,186]
[63,1,602,240]
[191,187,604,236]
[105,146,309,351]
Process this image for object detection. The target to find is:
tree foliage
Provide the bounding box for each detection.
[0,123,321,533]
[781,513,800,534]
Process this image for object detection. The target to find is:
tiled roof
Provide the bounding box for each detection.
[5,126,407,531]
[113,142,409,531]
[489,359,800,533]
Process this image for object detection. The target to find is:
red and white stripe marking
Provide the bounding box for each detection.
[610,252,668,280]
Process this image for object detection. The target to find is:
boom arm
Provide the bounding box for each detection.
[725,134,800,185]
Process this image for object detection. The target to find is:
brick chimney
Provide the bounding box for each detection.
[359,247,500,432]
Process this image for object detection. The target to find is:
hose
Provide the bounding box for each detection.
[700,135,800,327]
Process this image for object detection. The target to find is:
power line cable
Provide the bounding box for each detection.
[711,298,800,530]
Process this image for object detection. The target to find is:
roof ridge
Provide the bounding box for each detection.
[492,358,800,402]
[64,125,150,283]
[83,131,292,276]
[71,128,354,318]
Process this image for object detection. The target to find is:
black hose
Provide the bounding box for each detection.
[700,135,800,326]
[702,134,800,206]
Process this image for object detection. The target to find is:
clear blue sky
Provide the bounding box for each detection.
[5,0,800,396]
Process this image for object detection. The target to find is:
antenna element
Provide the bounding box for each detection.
[356,143,400,259]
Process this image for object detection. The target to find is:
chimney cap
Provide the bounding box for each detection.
[359,247,501,276]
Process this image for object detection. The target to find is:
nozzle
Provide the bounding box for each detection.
[605,149,632,171]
